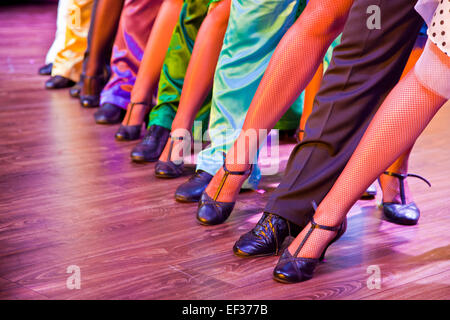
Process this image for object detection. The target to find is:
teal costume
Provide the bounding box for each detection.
[148,0,212,134]
[197,0,340,188]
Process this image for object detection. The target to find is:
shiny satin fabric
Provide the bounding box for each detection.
[196,0,305,188]
[100,0,163,110]
[148,0,212,132]
[51,0,94,82]
[46,0,69,64]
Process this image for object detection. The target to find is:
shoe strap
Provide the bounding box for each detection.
[125,101,149,125]
[129,101,149,108]
[212,161,253,201]
[383,171,431,205]
[310,217,342,232]
[292,201,342,258]
[221,151,253,176]
[167,134,186,162]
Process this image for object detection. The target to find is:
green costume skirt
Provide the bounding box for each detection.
[196,0,340,188]
[148,0,212,134]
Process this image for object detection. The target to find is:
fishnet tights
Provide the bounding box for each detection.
[289,43,448,259]
[205,0,353,202]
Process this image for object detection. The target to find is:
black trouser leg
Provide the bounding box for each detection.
[265,0,423,227]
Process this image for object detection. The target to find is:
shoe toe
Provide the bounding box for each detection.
[272,252,313,284]
[115,131,127,141]
[130,145,158,162]
[93,112,108,124]
[95,104,124,124]
[81,97,98,108]
[384,202,419,225]
[38,63,52,75]
[69,88,80,98]
[130,148,146,162]
[45,80,56,89]
[233,233,275,257]
[155,161,180,178]
[273,265,299,284]
[196,204,220,225]
[175,185,200,203]
[232,242,253,257]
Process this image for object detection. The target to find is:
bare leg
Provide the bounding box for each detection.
[122,0,184,126]
[84,0,124,77]
[288,42,448,259]
[204,0,353,203]
[158,0,231,163]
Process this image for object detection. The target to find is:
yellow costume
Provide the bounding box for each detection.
[51,0,94,82]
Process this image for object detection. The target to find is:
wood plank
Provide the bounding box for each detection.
[0,2,449,300]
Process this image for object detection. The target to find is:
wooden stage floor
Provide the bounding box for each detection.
[0,3,449,300]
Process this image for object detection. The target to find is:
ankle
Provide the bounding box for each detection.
[287,224,336,258]
[205,166,249,202]
[159,135,187,163]
[380,175,412,204]
[123,102,149,126]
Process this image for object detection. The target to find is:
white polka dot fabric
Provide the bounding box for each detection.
[416,0,449,56]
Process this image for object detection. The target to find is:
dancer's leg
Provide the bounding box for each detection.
[158,0,231,162]
[193,0,306,194]
[51,0,94,82]
[204,0,352,202]
[121,0,183,126]
[84,0,124,77]
[379,148,413,203]
[288,41,449,258]
[378,37,426,204]
[45,0,70,64]
[99,0,162,111]
[299,64,323,141]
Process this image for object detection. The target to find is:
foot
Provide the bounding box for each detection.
[38,63,52,76]
[115,102,151,141]
[45,76,75,89]
[174,170,213,203]
[233,213,301,257]
[69,82,81,98]
[121,101,150,126]
[379,172,430,225]
[273,217,346,284]
[196,163,252,225]
[203,163,251,203]
[94,103,125,125]
[130,125,171,162]
[155,135,188,179]
[80,74,108,108]
[383,203,420,225]
[115,124,144,141]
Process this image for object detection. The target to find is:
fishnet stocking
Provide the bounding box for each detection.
[205,0,352,203]
[379,147,413,203]
[378,43,425,204]
[159,0,231,163]
[204,140,252,202]
[122,0,183,126]
[289,42,448,259]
